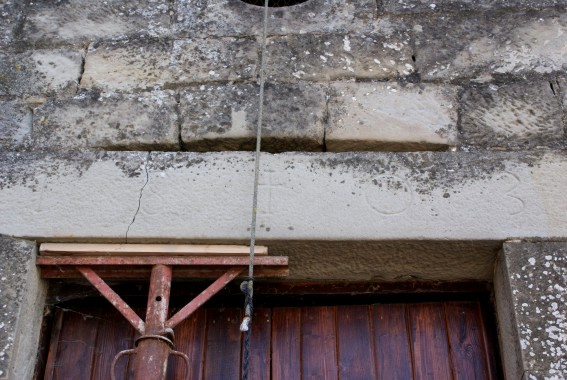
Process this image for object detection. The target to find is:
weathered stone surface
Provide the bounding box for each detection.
[81,37,257,91]
[32,90,179,151]
[0,0,24,48]
[180,83,326,152]
[0,49,83,96]
[414,11,567,81]
[496,242,567,380]
[0,236,45,380]
[523,370,567,380]
[461,81,565,150]
[174,0,375,37]
[267,240,500,281]
[382,0,567,13]
[171,37,257,84]
[1,151,566,242]
[0,100,31,150]
[0,151,149,240]
[327,82,458,151]
[265,32,415,82]
[23,0,170,46]
[80,38,172,92]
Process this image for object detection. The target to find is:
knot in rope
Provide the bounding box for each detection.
[239,278,254,332]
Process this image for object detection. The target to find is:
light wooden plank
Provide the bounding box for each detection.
[36,255,287,266]
[40,243,268,256]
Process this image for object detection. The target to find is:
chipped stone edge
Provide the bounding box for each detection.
[495,245,525,380]
[0,239,46,380]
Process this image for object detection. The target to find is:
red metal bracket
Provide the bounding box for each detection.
[37,244,288,380]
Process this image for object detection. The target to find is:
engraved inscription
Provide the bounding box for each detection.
[365,175,413,215]
[498,171,525,216]
[258,169,290,218]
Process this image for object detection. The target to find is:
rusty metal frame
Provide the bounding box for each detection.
[37,244,288,380]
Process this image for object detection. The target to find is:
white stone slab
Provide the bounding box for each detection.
[1,151,566,243]
[327,82,458,151]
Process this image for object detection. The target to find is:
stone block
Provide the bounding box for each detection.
[81,37,258,92]
[265,32,415,83]
[382,0,566,13]
[0,100,32,150]
[461,81,564,150]
[327,82,458,151]
[414,11,567,81]
[496,242,567,380]
[1,151,566,242]
[523,371,567,380]
[32,90,179,151]
[0,237,45,380]
[80,38,172,92]
[174,0,375,37]
[171,37,257,84]
[180,83,326,152]
[23,0,170,46]
[0,0,24,49]
[0,49,83,96]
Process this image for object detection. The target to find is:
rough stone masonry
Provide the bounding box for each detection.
[0,0,567,379]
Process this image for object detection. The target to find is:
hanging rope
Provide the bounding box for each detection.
[240,1,270,379]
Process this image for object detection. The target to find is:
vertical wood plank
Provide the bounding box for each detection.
[167,308,207,380]
[301,306,338,380]
[409,303,452,380]
[49,307,100,380]
[43,308,65,380]
[271,307,301,380]
[373,304,413,380]
[91,307,136,380]
[337,305,376,380]
[445,302,492,380]
[479,304,500,380]
[203,308,242,380]
[241,308,272,380]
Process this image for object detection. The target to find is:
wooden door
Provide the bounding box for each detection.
[40,301,499,379]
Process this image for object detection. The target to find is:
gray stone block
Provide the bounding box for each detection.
[382,0,567,13]
[180,83,326,152]
[81,38,172,92]
[327,82,458,151]
[32,91,179,151]
[0,49,83,96]
[0,100,32,150]
[461,81,564,150]
[0,0,24,49]
[413,11,567,81]
[0,237,45,380]
[81,36,258,92]
[174,0,375,37]
[497,242,567,380]
[23,0,171,46]
[171,37,257,84]
[265,32,415,83]
[523,370,567,380]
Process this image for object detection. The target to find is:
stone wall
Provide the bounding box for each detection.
[1,0,565,153]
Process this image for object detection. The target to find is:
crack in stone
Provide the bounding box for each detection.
[125,152,150,243]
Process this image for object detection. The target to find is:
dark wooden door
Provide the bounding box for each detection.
[41,302,499,379]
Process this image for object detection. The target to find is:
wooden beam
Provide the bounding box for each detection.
[36,255,287,266]
[39,243,268,257]
[39,267,289,279]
